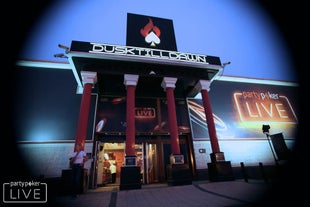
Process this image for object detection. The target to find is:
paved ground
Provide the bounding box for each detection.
[46,179,286,207]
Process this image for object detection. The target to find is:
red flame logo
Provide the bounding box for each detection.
[140,18,161,37]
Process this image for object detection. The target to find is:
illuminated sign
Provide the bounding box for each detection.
[126,13,177,51]
[187,80,299,139]
[135,107,156,119]
[140,18,161,47]
[233,90,298,123]
[95,97,190,134]
[69,40,221,66]
[89,43,213,64]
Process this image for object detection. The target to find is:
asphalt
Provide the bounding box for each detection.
[46,179,293,207]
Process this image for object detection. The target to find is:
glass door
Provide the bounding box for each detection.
[145,143,158,183]
[136,142,158,184]
[96,141,159,186]
[135,144,144,183]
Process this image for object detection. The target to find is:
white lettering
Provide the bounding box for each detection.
[135,48,144,55]
[22,189,32,199]
[89,43,211,64]
[114,46,126,54]
[275,103,288,118]
[197,55,207,63]
[126,47,136,55]
[179,53,187,61]
[104,45,114,53]
[169,52,179,59]
[33,189,41,200]
[92,44,104,52]
[187,54,197,62]
[144,49,151,56]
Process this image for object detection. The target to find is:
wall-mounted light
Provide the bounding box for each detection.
[262,124,270,134]
[58,44,69,53]
[222,61,231,68]
[53,53,67,58]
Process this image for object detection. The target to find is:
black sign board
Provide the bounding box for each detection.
[126,13,177,51]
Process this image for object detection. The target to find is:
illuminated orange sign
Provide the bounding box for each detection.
[233,91,297,123]
[140,18,161,47]
[135,107,156,119]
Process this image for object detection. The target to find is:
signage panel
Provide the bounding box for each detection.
[69,41,222,66]
[188,80,299,139]
[126,13,177,51]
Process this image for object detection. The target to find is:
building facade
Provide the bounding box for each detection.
[13,13,299,189]
[15,57,298,188]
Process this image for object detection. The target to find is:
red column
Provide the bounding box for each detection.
[124,74,139,157]
[161,77,180,155]
[75,71,97,150]
[198,80,220,153]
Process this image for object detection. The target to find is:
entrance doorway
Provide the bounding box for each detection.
[136,143,159,184]
[96,141,159,186]
[96,142,124,186]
